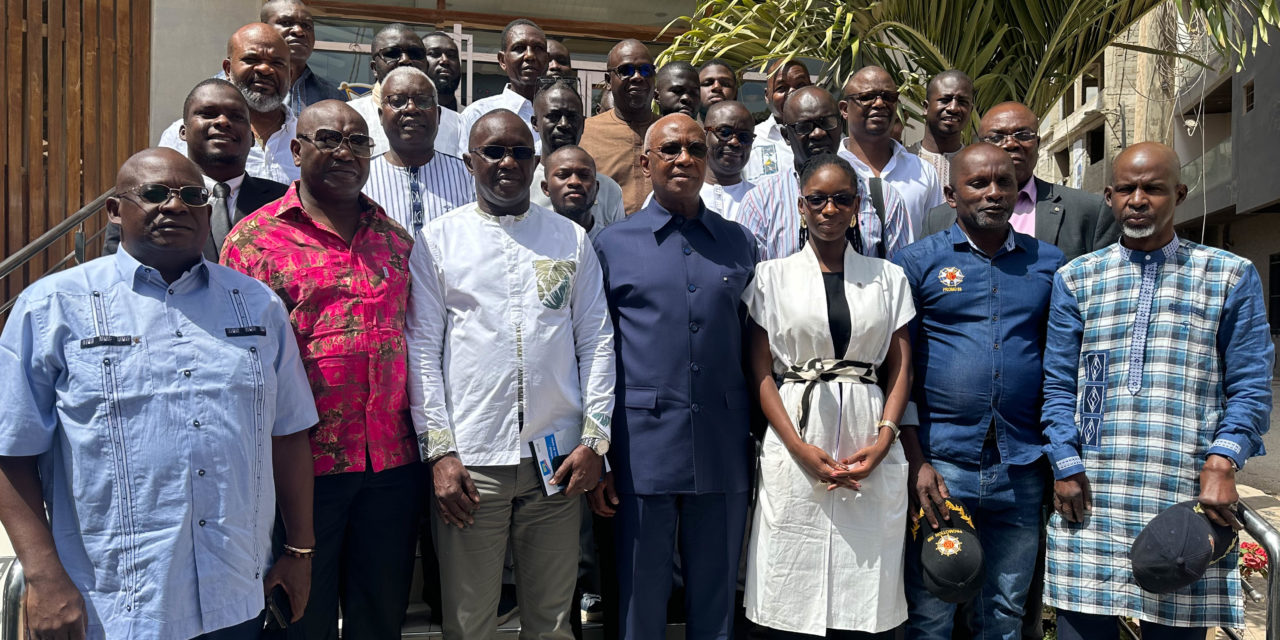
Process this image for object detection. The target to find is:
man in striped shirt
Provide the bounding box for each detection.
[362,67,474,237]
[737,86,912,261]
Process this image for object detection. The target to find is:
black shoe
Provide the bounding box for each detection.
[580,593,603,622]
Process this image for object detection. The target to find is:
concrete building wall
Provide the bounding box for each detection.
[149,0,261,145]
[1232,27,1280,214]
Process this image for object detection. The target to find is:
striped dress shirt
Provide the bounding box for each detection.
[735,169,913,261]
[362,152,475,236]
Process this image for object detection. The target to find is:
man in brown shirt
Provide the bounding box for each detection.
[580,39,657,213]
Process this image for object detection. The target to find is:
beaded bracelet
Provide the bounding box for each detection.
[282,543,316,559]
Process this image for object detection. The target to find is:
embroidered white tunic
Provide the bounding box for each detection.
[742,245,915,636]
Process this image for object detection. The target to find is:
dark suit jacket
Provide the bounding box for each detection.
[920,177,1119,262]
[103,175,289,260]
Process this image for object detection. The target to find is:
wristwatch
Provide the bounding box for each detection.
[581,436,610,456]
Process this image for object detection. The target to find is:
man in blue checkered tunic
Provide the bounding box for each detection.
[1041,142,1272,640]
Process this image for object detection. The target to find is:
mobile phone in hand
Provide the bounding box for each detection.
[265,584,292,630]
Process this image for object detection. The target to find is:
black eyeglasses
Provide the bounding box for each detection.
[124,184,211,207]
[646,141,709,161]
[376,46,427,62]
[470,145,537,161]
[609,63,656,78]
[844,90,900,107]
[538,76,581,91]
[785,115,841,136]
[981,130,1039,144]
[705,126,755,145]
[802,192,858,209]
[383,94,437,111]
[298,129,376,158]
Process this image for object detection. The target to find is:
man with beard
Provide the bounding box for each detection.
[697,59,737,112]
[423,31,462,112]
[160,23,299,183]
[700,100,755,221]
[530,84,625,235]
[655,62,701,119]
[922,102,1118,262]
[362,67,473,236]
[908,70,974,188]
[890,143,1063,640]
[458,19,549,153]
[349,24,463,158]
[105,79,289,258]
[837,66,944,239]
[222,101,421,640]
[547,39,574,78]
[737,86,911,260]
[1041,143,1271,640]
[261,0,346,112]
[581,39,658,213]
[744,59,811,182]
[407,110,614,640]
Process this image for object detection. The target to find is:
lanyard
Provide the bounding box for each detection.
[405,165,425,234]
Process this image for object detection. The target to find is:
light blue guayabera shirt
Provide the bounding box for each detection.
[0,248,318,640]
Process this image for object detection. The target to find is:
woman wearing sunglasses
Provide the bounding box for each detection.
[743,154,914,639]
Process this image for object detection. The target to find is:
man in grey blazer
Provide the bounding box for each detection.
[920,102,1118,261]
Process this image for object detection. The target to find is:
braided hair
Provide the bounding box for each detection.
[797,154,863,255]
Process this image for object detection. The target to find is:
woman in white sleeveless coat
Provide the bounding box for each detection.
[743,156,915,639]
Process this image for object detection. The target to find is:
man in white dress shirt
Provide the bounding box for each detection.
[362,67,473,236]
[457,19,549,155]
[530,84,625,235]
[701,100,756,222]
[406,109,615,640]
[744,59,811,182]
[159,23,300,184]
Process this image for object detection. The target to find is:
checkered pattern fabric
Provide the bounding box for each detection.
[1044,238,1249,627]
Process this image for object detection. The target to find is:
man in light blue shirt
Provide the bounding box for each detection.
[0,148,319,640]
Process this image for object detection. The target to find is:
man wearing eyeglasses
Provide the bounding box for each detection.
[457,19,549,156]
[530,84,626,237]
[159,23,300,184]
[0,147,318,640]
[362,66,474,236]
[222,101,421,640]
[701,100,756,222]
[406,109,614,640]
[921,102,1119,262]
[837,66,945,240]
[261,0,346,113]
[581,39,659,213]
[738,86,912,261]
[348,24,463,159]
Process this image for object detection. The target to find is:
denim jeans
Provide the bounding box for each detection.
[904,443,1046,640]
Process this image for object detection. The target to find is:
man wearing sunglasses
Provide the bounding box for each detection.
[581,39,659,213]
[701,100,757,222]
[592,113,758,640]
[406,109,615,640]
[921,102,1119,262]
[837,66,945,241]
[743,59,811,183]
[223,101,421,640]
[348,24,463,158]
[738,86,912,261]
[530,84,626,238]
[0,148,318,640]
[363,66,474,236]
[159,23,300,184]
[457,19,549,156]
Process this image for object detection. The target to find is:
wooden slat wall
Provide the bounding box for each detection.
[1,0,151,303]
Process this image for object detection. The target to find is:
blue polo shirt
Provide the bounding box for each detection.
[892,223,1063,466]
[594,199,758,495]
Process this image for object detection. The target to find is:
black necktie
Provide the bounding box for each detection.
[210,182,232,254]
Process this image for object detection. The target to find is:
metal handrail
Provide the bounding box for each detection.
[0,558,20,638]
[0,190,114,316]
[1241,500,1280,640]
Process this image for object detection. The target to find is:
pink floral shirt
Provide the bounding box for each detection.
[221,182,417,475]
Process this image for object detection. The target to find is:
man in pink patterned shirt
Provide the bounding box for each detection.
[221,100,420,640]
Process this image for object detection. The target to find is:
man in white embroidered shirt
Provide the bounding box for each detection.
[406,110,615,640]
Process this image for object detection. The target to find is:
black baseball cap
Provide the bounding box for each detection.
[1131,500,1238,594]
[913,497,985,603]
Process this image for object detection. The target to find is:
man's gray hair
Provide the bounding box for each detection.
[383,65,433,88]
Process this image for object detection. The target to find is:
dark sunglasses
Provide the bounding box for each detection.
[298,129,376,158]
[845,90,900,107]
[785,115,841,136]
[376,46,428,61]
[609,63,656,78]
[981,130,1039,144]
[470,145,537,161]
[538,76,581,91]
[706,126,755,145]
[802,192,858,209]
[124,184,211,207]
[383,93,437,111]
[647,141,709,161]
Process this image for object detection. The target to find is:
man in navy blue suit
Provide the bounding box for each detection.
[591,113,758,640]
